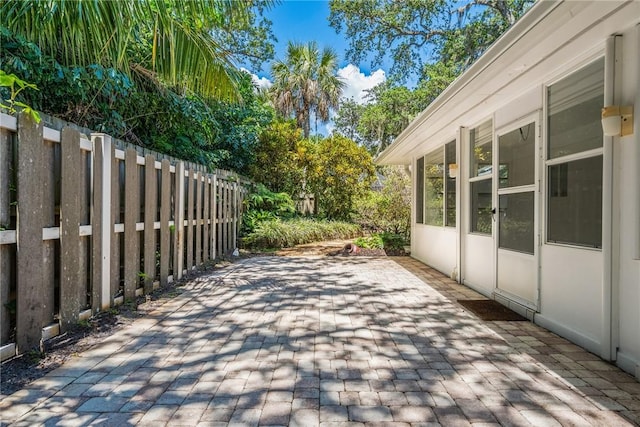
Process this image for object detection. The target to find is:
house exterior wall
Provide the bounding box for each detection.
[615,23,640,378]
[380,2,640,379]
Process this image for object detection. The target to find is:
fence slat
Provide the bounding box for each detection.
[16,112,46,352]
[124,148,140,300]
[160,159,170,285]
[211,175,217,261]
[91,134,112,311]
[144,154,156,293]
[195,172,202,266]
[60,127,83,331]
[186,170,194,272]
[0,126,13,344]
[203,176,210,263]
[174,162,185,280]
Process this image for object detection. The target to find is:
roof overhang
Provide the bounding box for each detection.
[376,0,639,165]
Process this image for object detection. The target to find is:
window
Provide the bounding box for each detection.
[424,148,444,226]
[416,142,457,227]
[471,121,493,178]
[416,157,424,224]
[470,120,493,235]
[546,59,604,248]
[548,157,602,248]
[445,141,456,227]
[471,179,492,234]
[499,192,535,254]
[498,123,535,189]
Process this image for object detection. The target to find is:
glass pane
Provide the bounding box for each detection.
[425,148,443,226]
[548,59,604,159]
[499,192,534,254]
[445,141,456,227]
[548,156,602,248]
[499,123,535,188]
[416,157,424,224]
[471,179,492,234]
[471,120,493,177]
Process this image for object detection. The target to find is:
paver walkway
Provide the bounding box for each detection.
[2,256,639,426]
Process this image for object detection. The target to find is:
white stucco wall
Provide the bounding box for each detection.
[615,24,640,378]
[412,225,457,279]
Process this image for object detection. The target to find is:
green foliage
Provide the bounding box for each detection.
[248,119,305,196]
[242,183,296,234]
[1,0,271,100]
[0,27,275,169]
[242,218,361,250]
[329,0,533,82]
[353,166,411,237]
[305,135,375,220]
[270,41,345,138]
[0,69,40,123]
[210,72,275,174]
[334,76,457,155]
[354,234,384,249]
[354,232,407,251]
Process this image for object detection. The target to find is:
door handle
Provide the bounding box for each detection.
[491,207,496,221]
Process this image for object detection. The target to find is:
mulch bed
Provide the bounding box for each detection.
[329,243,407,257]
[457,299,528,321]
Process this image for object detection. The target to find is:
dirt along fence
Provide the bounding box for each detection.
[0,112,248,361]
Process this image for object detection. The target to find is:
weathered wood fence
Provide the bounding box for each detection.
[0,112,248,361]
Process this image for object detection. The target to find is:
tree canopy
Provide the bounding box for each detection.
[329,0,534,82]
[270,41,345,138]
[1,0,274,100]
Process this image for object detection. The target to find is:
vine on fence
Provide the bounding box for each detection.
[0,70,41,123]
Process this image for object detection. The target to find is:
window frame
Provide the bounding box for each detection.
[415,140,457,228]
[469,120,493,236]
[544,58,605,250]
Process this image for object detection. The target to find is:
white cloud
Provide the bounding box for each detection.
[241,68,272,90]
[337,64,386,104]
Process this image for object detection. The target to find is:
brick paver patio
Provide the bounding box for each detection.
[1,255,639,426]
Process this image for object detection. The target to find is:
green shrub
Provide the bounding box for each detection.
[354,232,407,251]
[242,184,296,234]
[380,232,407,250]
[242,218,361,250]
[354,234,384,249]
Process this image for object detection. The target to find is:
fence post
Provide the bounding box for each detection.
[60,127,83,332]
[91,133,112,311]
[174,161,185,280]
[186,169,194,272]
[144,154,156,293]
[110,147,121,303]
[16,112,46,353]
[232,181,238,251]
[124,148,140,300]
[160,159,170,286]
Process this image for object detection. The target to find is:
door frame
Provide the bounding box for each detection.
[493,111,542,311]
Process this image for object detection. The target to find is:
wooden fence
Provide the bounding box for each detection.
[0,112,248,361]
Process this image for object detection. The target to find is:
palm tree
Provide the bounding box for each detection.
[270,41,345,138]
[0,0,253,100]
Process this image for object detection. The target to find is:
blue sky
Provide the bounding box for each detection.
[245,1,388,106]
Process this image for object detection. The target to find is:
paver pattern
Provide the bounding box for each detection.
[1,255,639,426]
